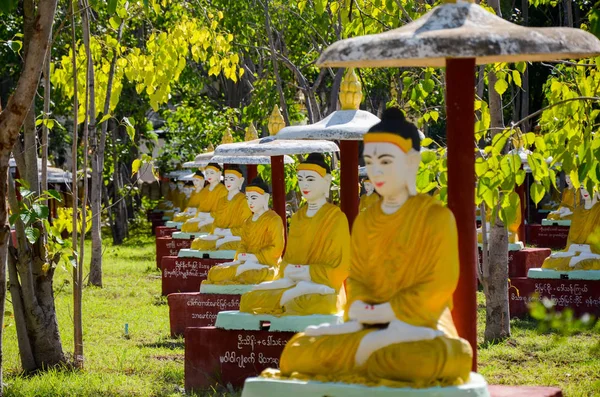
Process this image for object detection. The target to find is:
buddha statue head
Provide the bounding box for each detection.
[223,165,245,193]
[183,182,193,198]
[246,177,270,215]
[168,181,176,191]
[176,180,185,191]
[566,174,573,189]
[297,153,332,203]
[192,170,205,192]
[204,163,223,187]
[580,186,598,208]
[362,178,375,196]
[363,107,421,198]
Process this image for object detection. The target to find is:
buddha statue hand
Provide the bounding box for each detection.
[569,252,600,268]
[348,300,396,325]
[280,281,335,306]
[186,207,198,216]
[217,260,241,267]
[216,235,241,248]
[213,227,233,237]
[189,212,212,223]
[238,253,258,263]
[304,320,363,337]
[235,261,269,277]
[283,264,311,282]
[253,277,296,291]
[354,319,445,366]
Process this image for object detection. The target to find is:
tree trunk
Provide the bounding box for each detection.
[263,0,289,124]
[563,0,573,27]
[520,0,531,132]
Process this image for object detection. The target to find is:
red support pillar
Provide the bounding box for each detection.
[270,155,287,235]
[446,58,478,371]
[246,164,257,182]
[340,140,359,229]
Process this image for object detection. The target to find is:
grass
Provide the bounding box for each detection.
[2,221,599,396]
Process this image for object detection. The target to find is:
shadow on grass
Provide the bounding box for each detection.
[139,339,185,350]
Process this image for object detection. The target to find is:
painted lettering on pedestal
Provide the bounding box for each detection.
[537,226,569,240]
[510,282,597,309]
[186,296,239,310]
[163,260,211,279]
[218,333,286,369]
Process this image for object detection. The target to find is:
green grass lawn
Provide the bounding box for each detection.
[3,222,599,396]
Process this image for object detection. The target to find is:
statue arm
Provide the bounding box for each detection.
[252,218,285,267]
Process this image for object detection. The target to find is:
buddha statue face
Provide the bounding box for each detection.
[581,187,591,201]
[246,191,270,214]
[363,142,420,197]
[224,172,244,193]
[363,180,374,195]
[566,175,573,189]
[169,182,176,191]
[176,181,185,191]
[192,177,204,190]
[298,170,331,202]
[204,168,221,185]
[183,186,193,197]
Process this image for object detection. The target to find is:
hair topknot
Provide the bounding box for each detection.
[206,162,223,171]
[381,107,406,121]
[248,177,270,194]
[302,152,331,174]
[368,107,420,152]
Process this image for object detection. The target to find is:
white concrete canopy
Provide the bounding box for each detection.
[317,3,600,68]
[215,136,339,157]
[166,170,193,180]
[211,154,295,165]
[47,167,72,183]
[276,110,380,141]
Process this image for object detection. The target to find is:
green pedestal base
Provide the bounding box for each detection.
[215,310,343,332]
[527,268,600,280]
[541,219,571,226]
[241,373,490,397]
[178,249,236,260]
[199,283,256,294]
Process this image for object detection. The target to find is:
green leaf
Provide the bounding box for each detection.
[25,227,40,244]
[132,159,142,176]
[512,70,522,88]
[475,157,489,177]
[494,78,509,96]
[47,189,62,202]
[422,79,435,93]
[0,0,18,14]
[421,137,433,147]
[123,117,135,142]
[109,16,121,31]
[107,0,118,14]
[8,213,18,226]
[430,110,439,122]
[19,188,34,199]
[530,183,545,206]
[32,204,49,220]
[515,62,527,74]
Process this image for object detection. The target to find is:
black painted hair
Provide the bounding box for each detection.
[247,177,270,194]
[367,107,420,152]
[301,152,331,174]
[225,164,243,176]
[194,169,205,178]
[206,162,223,171]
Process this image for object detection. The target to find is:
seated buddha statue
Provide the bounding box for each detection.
[239,153,351,316]
[477,203,522,248]
[547,175,580,221]
[190,165,252,251]
[180,163,228,233]
[173,170,205,222]
[156,181,178,210]
[359,177,379,212]
[203,177,285,285]
[268,108,472,387]
[163,180,187,218]
[542,187,600,271]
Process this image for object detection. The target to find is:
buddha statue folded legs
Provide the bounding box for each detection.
[239,153,351,316]
[190,166,251,251]
[264,108,473,388]
[205,178,285,286]
[173,171,205,222]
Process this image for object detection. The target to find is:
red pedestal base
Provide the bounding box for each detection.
[509,277,600,318]
[167,292,241,337]
[155,226,177,238]
[155,237,191,268]
[185,327,293,392]
[161,257,225,295]
[147,211,163,222]
[489,385,562,397]
[151,218,166,235]
[479,248,551,278]
[526,225,569,250]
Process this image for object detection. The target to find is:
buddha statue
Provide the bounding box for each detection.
[203,177,285,285]
[264,108,472,387]
[542,186,600,271]
[359,177,379,212]
[546,175,581,221]
[156,180,178,210]
[163,180,187,218]
[477,203,522,248]
[173,170,205,222]
[239,153,351,316]
[190,165,252,251]
[180,163,228,233]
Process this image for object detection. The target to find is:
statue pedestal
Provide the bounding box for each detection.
[165,221,184,228]
[155,226,177,238]
[161,257,224,295]
[155,237,191,269]
[541,219,571,227]
[240,373,491,397]
[167,292,241,337]
[526,225,570,250]
[151,218,166,235]
[184,327,293,392]
[508,277,600,318]
[215,311,343,332]
[478,248,551,278]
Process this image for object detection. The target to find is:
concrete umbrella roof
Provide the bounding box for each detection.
[276,110,380,141]
[182,152,215,168]
[211,154,295,165]
[317,2,600,68]
[214,136,339,157]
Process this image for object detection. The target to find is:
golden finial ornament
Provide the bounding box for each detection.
[268,105,286,135]
[221,127,234,144]
[245,123,258,141]
[206,142,215,152]
[339,68,362,110]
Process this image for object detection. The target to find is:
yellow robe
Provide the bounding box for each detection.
[190,192,252,251]
[477,204,522,244]
[156,187,177,210]
[359,193,379,212]
[173,188,204,222]
[181,183,228,233]
[275,195,472,387]
[205,210,285,285]
[542,202,600,270]
[547,188,580,220]
[239,202,350,316]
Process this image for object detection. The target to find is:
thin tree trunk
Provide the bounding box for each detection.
[563,0,573,27]
[70,0,83,369]
[520,0,530,132]
[263,0,289,124]
[327,68,345,117]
